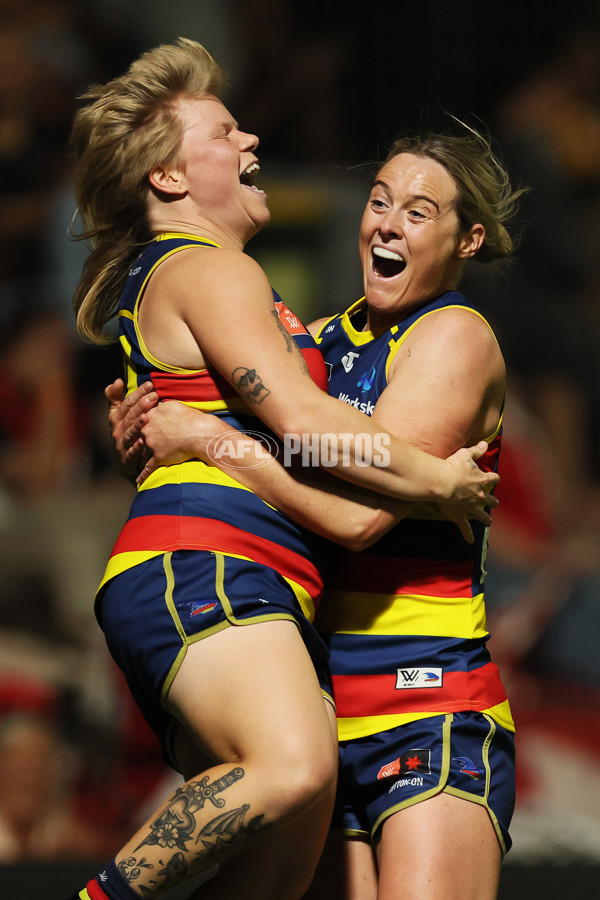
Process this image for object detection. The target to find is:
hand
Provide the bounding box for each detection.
[438,441,500,543]
[137,401,228,484]
[105,378,158,476]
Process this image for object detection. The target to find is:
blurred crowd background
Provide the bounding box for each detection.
[2,0,600,875]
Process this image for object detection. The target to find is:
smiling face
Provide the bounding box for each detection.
[359,153,483,331]
[149,95,270,246]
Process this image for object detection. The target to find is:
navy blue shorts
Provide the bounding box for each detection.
[97,550,332,768]
[332,712,515,856]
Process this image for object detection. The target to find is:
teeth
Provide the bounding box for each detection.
[242,162,260,177]
[373,247,403,262]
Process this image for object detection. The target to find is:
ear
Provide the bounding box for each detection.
[457,223,485,259]
[148,164,187,195]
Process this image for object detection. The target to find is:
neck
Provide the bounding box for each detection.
[146,197,247,251]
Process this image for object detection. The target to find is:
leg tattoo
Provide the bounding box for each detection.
[121,767,270,893]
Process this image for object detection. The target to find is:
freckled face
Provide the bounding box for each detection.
[359,153,467,327]
[175,96,270,241]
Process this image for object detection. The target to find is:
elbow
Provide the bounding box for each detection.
[336,510,391,552]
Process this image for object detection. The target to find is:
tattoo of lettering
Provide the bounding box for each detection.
[135,767,245,854]
[233,367,271,404]
[271,309,310,375]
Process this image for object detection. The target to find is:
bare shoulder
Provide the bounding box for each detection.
[162,245,269,288]
[150,245,273,314]
[406,305,502,360]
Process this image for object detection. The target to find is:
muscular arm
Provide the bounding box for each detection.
[372,306,505,485]
[109,306,501,546]
[136,248,497,506]
[129,398,407,550]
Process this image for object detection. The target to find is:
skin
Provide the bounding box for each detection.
[109,152,507,899]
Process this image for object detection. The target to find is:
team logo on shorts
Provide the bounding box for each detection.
[191,602,218,616]
[377,748,431,781]
[453,756,483,780]
[395,667,442,689]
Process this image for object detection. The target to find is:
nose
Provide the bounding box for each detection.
[237,128,259,152]
[378,210,403,240]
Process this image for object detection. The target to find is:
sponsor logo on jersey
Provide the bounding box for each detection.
[377,748,431,781]
[278,307,304,334]
[324,323,335,333]
[395,667,443,689]
[453,756,483,780]
[357,365,376,393]
[338,392,375,416]
[341,351,360,372]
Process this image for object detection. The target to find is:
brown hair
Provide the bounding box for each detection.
[70,38,224,343]
[385,120,526,263]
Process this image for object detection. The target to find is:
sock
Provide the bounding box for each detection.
[79,859,142,900]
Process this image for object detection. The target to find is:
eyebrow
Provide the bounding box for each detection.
[371,179,441,212]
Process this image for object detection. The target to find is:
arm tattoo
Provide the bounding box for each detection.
[233,367,271,404]
[271,308,294,353]
[271,308,310,375]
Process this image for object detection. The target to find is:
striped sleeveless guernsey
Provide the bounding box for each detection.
[99,233,329,621]
[314,292,514,741]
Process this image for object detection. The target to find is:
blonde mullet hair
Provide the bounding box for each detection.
[385,118,527,264]
[70,38,224,343]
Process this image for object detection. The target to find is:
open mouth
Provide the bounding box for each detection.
[372,246,406,278]
[240,162,264,193]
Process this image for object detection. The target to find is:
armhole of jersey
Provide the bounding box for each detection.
[484,398,505,444]
[384,303,501,382]
[131,243,208,376]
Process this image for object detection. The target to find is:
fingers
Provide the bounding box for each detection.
[458,519,475,544]
[136,454,159,485]
[105,377,125,403]
[471,506,493,527]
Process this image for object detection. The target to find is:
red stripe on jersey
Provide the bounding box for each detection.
[110,515,323,600]
[151,369,237,404]
[332,663,507,718]
[85,879,110,900]
[328,555,475,598]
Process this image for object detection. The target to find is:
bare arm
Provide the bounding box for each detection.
[135,248,497,506]
[130,398,408,550]
[370,306,505,513]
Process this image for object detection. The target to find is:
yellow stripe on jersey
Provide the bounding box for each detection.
[136,460,254,493]
[98,550,164,591]
[317,590,488,638]
[337,698,515,742]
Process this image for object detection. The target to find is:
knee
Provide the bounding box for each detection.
[264,741,337,823]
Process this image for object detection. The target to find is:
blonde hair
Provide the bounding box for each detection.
[71,38,224,343]
[385,120,526,263]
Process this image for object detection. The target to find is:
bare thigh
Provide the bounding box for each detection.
[183,700,339,900]
[376,792,501,900]
[301,834,378,900]
[167,619,336,780]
